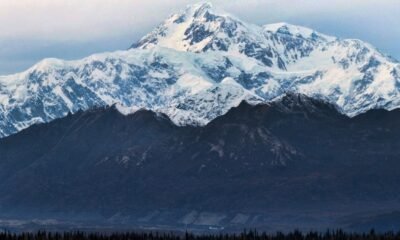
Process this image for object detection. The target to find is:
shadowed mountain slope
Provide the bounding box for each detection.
[0,94,400,230]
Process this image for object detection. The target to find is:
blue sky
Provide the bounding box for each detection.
[1,0,399,75]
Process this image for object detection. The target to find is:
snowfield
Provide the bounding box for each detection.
[0,2,399,137]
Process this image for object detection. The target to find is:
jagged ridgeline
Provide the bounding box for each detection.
[1,94,400,231]
[0,2,399,137]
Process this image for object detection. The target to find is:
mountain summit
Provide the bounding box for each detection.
[0,2,399,137]
[132,2,336,69]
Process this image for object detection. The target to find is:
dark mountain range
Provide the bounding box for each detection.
[0,94,400,231]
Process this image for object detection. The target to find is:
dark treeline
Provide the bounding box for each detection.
[1,230,400,240]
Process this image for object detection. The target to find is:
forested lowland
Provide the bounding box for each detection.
[0,230,399,240]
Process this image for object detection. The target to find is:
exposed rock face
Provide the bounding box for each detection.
[0,3,399,137]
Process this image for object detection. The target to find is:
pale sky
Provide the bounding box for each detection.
[1,0,399,74]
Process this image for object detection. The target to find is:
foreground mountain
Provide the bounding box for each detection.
[1,94,400,231]
[0,2,399,137]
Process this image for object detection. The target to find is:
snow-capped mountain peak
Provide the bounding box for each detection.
[131,1,247,52]
[131,3,340,71]
[186,1,214,15]
[0,3,399,138]
[262,22,336,42]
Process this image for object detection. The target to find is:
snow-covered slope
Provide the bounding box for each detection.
[0,2,399,138]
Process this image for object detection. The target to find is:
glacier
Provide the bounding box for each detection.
[0,2,399,138]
